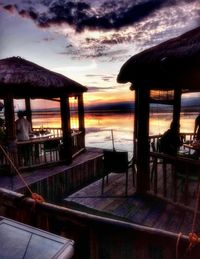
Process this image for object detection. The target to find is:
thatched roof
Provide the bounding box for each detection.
[0,57,87,98]
[117,26,200,92]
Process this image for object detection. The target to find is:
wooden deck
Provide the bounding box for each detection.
[0,147,103,191]
[65,170,200,236]
[1,148,200,258]
[1,145,200,237]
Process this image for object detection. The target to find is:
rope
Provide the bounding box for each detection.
[174,181,200,259]
[0,144,44,203]
[191,183,200,233]
[188,182,200,250]
[0,144,32,194]
[175,183,200,258]
[176,232,182,259]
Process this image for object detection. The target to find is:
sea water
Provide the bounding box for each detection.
[31,111,197,158]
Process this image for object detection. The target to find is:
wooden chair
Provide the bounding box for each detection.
[101,150,134,196]
[150,139,162,182]
[175,158,200,196]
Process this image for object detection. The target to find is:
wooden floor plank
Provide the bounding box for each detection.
[65,168,200,236]
[125,194,165,226]
[2,147,199,237]
[142,202,166,227]
[165,207,186,233]
[0,147,103,191]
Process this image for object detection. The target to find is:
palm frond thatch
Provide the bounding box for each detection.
[117,26,200,91]
[0,57,87,98]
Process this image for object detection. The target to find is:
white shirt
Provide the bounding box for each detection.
[16,118,31,141]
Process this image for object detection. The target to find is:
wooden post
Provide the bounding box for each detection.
[25,98,32,128]
[60,95,72,164]
[135,87,150,193]
[4,95,15,139]
[78,94,85,148]
[133,90,138,160]
[4,94,18,168]
[173,88,181,130]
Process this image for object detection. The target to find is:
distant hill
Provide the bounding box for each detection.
[86,96,200,113]
[28,96,200,113]
[181,96,200,112]
[85,101,134,113]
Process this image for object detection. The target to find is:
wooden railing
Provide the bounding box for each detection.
[0,128,85,171]
[32,128,85,158]
[16,127,63,169]
[1,188,199,259]
[149,133,195,152]
[17,137,62,169]
[148,133,200,210]
[72,131,85,157]
[18,154,103,203]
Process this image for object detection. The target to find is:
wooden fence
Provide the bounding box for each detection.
[18,154,103,203]
[149,133,200,210]
[0,128,85,171]
[0,188,199,259]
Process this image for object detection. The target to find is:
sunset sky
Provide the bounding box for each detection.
[0,0,200,108]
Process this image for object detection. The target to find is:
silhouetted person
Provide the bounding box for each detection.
[194,114,200,140]
[15,111,32,166]
[16,111,31,141]
[160,121,182,155]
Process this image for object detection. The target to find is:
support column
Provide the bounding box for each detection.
[78,94,85,148]
[25,97,32,128]
[173,88,181,131]
[4,95,18,167]
[60,95,72,164]
[133,90,138,159]
[135,87,150,193]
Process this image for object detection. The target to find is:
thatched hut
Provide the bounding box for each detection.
[0,56,87,169]
[117,26,200,193]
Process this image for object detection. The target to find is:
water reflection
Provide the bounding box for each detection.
[85,113,134,153]
[31,111,197,154]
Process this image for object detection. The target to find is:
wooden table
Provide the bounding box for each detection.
[17,136,62,167]
[183,142,200,156]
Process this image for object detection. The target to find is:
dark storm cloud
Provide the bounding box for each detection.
[2,3,38,20]
[58,34,130,61]
[19,8,38,20]
[2,4,17,13]
[2,0,199,63]
[85,74,116,88]
[43,36,55,41]
[2,0,198,32]
[86,74,115,82]
[87,85,114,92]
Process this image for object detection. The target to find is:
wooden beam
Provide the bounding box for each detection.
[4,94,18,167]
[133,90,137,159]
[173,88,181,129]
[4,94,16,140]
[25,98,32,128]
[149,98,174,105]
[78,94,85,148]
[60,95,72,164]
[135,87,150,193]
